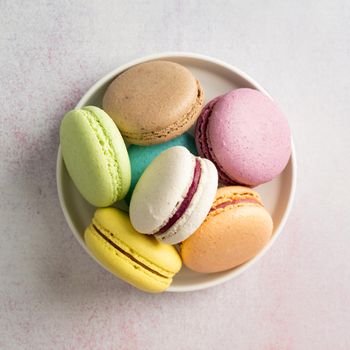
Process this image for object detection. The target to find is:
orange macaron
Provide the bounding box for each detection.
[181,186,273,273]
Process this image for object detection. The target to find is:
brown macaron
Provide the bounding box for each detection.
[102,60,204,145]
[181,186,273,273]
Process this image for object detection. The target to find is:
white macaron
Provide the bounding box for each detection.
[129,146,218,245]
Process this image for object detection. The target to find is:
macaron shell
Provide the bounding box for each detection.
[60,107,130,207]
[85,208,182,293]
[157,158,218,245]
[130,146,195,234]
[102,60,204,145]
[84,106,131,199]
[195,97,234,185]
[125,133,197,203]
[195,96,221,160]
[93,208,182,272]
[85,226,172,292]
[204,88,291,186]
[181,187,273,273]
[215,185,264,198]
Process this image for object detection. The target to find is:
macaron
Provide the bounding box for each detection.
[181,186,273,273]
[85,207,182,293]
[125,133,198,203]
[60,106,131,207]
[195,88,291,186]
[129,146,218,245]
[102,60,204,145]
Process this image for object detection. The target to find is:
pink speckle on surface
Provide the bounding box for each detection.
[1,1,350,350]
[14,130,28,146]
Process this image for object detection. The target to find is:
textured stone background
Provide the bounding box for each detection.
[1,1,349,349]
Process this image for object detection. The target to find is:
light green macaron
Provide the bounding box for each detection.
[60,106,131,207]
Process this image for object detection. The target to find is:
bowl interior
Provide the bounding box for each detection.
[57,53,296,292]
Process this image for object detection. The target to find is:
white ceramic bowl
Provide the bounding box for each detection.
[56,52,297,292]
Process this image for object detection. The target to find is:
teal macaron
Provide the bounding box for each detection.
[125,133,197,203]
[60,106,131,207]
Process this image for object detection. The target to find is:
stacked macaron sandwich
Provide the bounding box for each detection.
[60,60,291,292]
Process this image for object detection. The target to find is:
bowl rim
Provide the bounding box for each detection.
[56,51,297,292]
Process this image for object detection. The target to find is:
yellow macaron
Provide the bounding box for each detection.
[84,207,182,293]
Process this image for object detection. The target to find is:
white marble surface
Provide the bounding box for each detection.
[1,1,350,349]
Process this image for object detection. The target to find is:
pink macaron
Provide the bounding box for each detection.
[195,88,291,186]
